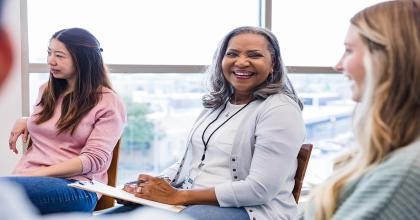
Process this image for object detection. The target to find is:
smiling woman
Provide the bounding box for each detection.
[302,1,420,220]
[221,33,273,104]
[334,25,367,102]
[103,26,306,220]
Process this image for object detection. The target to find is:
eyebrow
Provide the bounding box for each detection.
[48,47,66,55]
[226,48,263,53]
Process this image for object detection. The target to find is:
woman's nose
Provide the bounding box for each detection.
[234,55,250,67]
[47,56,55,66]
[334,57,344,72]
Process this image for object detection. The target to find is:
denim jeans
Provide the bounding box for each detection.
[2,176,97,215]
[104,204,249,220]
[182,205,249,220]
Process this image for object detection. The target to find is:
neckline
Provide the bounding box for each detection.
[226,101,246,108]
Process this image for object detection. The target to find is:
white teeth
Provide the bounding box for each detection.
[233,71,252,76]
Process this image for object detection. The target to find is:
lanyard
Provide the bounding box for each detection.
[199,99,254,168]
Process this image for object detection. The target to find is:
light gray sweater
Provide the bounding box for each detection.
[303,137,420,220]
[162,93,306,220]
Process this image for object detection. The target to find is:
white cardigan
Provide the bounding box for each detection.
[162,93,306,220]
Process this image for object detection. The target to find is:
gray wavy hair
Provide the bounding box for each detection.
[202,26,303,110]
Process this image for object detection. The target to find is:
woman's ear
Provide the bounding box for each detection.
[0,27,13,87]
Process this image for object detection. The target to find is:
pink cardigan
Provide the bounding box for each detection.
[13,85,126,185]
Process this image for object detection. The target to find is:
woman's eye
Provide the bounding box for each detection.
[248,52,263,58]
[225,51,237,57]
[344,48,352,54]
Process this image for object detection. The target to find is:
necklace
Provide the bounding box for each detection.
[199,99,254,168]
[224,103,245,117]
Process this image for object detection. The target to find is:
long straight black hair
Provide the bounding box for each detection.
[35,28,112,134]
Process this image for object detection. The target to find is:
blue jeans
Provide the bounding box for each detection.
[104,204,249,220]
[2,176,97,215]
[182,205,249,220]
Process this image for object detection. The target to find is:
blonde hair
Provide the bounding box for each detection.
[312,1,420,219]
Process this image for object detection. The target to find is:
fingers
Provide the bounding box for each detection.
[138,174,154,182]
[134,186,151,200]
[123,184,137,194]
[138,174,169,186]
[9,118,29,154]
[136,186,144,194]
[8,131,19,154]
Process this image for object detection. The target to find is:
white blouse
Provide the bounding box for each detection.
[186,101,251,189]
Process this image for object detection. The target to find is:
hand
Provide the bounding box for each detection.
[118,182,139,205]
[9,117,29,154]
[134,174,184,205]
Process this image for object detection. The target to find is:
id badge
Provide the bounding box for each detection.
[182,177,194,189]
[183,166,202,189]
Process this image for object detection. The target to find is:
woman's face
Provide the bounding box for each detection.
[222,33,273,98]
[335,25,366,102]
[47,38,76,83]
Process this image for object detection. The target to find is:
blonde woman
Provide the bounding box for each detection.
[302,1,420,220]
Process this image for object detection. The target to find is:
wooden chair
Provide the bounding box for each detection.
[292,143,313,203]
[94,140,121,211]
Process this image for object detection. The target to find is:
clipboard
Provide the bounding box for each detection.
[68,180,186,213]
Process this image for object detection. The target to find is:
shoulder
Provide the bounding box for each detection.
[38,83,48,94]
[373,137,420,177]
[99,87,125,106]
[95,87,126,116]
[331,139,420,219]
[261,93,302,111]
[253,93,303,119]
[358,139,420,192]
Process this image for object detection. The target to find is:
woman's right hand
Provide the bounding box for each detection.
[9,117,29,154]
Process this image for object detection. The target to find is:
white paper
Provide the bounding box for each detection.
[68,180,185,213]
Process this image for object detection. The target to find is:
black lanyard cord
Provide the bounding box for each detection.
[200,99,254,164]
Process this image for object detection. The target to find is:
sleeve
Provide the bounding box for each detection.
[215,101,306,206]
[78,93,127,174]
[160,162,181,182]
[332,158,420,220]
[333,157,420,220]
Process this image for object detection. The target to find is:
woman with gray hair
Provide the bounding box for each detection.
[112,26,305,220]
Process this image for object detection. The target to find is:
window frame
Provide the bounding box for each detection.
[20,0,339,116]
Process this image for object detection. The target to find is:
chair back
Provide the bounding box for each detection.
[23,136,32,152]
[293,143,313,203]
[94,140,120,211]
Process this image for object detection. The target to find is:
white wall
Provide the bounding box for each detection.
[0,0,23,175]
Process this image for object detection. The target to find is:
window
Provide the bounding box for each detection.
[27,0,259,65]
[272,0,385,66]
[27,0,260,184]
[25,1,384,188]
